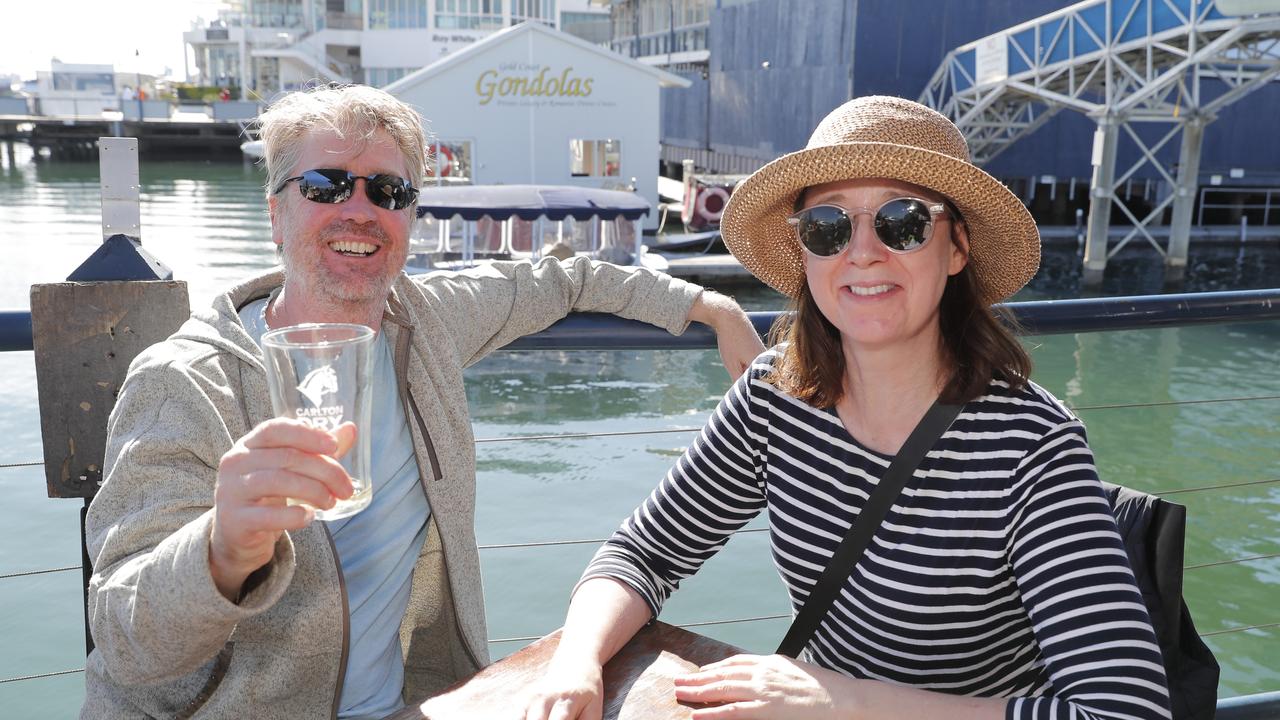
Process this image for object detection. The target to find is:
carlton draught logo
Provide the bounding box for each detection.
[475,63,594,106]
[294,367,344,431]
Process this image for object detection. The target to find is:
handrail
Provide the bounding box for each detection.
[3,289,1280,353]
[0,310,32,353]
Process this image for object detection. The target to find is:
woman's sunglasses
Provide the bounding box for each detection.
[787,197,950,256]
[274,168,420,211]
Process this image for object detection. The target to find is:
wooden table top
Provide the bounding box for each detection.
[385,621,744,720]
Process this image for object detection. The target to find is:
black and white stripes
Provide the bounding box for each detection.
[581,351,1171,720]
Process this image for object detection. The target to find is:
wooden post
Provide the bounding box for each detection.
[30,281,189,498]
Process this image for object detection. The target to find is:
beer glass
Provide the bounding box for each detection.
[261,323,375,520]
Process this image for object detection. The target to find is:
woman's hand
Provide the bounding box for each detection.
[522,652,605,720]
[673,654,856,720]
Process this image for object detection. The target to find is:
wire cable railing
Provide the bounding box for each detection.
[5,511,1278,582]
[3,474,1278,577]
[0,668,85,685]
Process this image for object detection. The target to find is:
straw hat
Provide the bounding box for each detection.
[720,95,1039,303]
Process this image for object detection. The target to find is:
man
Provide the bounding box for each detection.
[82,84,763,719]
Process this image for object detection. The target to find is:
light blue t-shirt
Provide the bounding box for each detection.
[240,299,430,719]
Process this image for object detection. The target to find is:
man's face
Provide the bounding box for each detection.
[269,127,415,320]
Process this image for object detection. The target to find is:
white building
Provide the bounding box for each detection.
[28,62,161,118]
[184,0,610,99]
[384,21,688,229]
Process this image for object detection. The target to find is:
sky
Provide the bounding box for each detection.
[0,0,229,81]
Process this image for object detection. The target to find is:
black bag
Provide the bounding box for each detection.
[1102,483,1220,720]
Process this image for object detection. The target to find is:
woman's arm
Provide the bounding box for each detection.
[523,362,773,719]
[522,578,651,720]
[416,257,695,363]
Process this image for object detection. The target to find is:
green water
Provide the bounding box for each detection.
[0,147,1276,718]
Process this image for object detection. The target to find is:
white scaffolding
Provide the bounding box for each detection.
[920,0,1280,281]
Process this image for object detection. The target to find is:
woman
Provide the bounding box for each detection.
[524,96,1171,720]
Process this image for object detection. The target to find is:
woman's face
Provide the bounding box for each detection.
[800,178,969,353]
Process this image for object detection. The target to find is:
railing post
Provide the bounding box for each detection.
[633,218,644,266]
[1166,117,1205,281]
[1084,119,1119,288]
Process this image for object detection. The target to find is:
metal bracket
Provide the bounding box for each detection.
[98,137,141,242]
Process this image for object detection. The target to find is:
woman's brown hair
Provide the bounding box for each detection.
[766,225,1032,407]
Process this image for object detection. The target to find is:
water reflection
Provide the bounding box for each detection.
[468,349,730,425]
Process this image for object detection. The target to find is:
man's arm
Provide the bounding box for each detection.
[416,256,763,374]
[86,361,299,685]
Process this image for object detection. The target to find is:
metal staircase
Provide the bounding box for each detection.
[920,0,1280,280]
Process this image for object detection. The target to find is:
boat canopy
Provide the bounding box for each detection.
[415,184,649,222]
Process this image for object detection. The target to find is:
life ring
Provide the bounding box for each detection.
[432,143,455,177]
[694,185,729,223]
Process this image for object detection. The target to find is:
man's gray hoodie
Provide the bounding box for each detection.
[82,257,701,718]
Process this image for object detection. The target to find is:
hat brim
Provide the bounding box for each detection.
[720,141,1040,304]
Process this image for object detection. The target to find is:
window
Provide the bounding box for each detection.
[560,11,607,43]
[369,0,429,28]
[569,139,621,177]
[319,0,363,29]
[510,0,554,26]
[52,72,115,92]
[436,0,504,29]
[366,67,416,86]
[560,11,599,25]
[249,0,307,28]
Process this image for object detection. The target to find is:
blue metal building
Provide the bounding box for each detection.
[608,0,1280,226]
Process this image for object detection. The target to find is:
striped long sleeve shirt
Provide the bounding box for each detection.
[582,351,1172,720]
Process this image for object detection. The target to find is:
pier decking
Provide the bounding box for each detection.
[0,114,250,159]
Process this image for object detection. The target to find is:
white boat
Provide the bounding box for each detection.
[407,184,668,273]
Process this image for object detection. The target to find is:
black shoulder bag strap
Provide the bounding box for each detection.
[776,400,963,658]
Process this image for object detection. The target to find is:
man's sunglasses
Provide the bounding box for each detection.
[787,197,951,257]
[274,168,420,210]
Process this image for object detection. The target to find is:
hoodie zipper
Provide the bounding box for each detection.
[323,525,351,720]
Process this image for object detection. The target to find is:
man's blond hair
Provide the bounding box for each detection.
[256,84,429,199]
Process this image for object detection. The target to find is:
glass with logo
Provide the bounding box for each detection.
[261,323,375,520]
